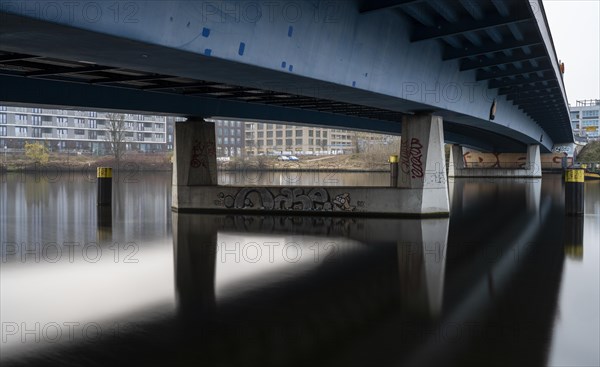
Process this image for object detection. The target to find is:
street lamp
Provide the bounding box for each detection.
[4,146,6,164]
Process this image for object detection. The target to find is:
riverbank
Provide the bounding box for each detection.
[0,152,172,172]
[219,154,390,172]
[1,153,392,172]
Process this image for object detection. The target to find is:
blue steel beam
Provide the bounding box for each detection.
[442,38,542,60]
[459,48,547,71]
[488,74,555,89]
[0,1,572,147]
[359,0,425,14]
[476,60,553,80]
[411,12,532,42]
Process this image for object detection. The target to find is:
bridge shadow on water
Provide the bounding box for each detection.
[5,176,574,367]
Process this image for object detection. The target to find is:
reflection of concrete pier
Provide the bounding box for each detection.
[398,220,449,318]
[172,212,450,364]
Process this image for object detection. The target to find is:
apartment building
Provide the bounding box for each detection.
[211,118,245,157]
[570,100,600,142]
[0,106,168,153]
[244,122,354,156]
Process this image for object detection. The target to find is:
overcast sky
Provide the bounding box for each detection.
[544,0,600,103]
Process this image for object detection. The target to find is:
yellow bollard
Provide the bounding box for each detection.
[389,155,399,187]
[565,169,584,215]
[97,167,112,206]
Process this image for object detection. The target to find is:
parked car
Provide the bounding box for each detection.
[277,155,290,161]
[288,155,299,161]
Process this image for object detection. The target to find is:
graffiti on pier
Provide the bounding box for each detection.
[190,140,216,169]
[215,188,356,212]
[401,137,424,179]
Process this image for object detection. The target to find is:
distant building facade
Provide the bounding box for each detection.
[570,100,600,142]
[244,122,354,155]
[0,105,168,153]
[0,105,391,157]
[211,119,245,157]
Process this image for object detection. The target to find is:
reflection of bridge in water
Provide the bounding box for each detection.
[5,178,570,366]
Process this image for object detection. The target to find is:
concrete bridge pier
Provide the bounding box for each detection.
[172,118,218,209]
[397,114,450,215]
[448,144,542,178]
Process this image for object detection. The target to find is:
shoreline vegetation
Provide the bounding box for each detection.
[7,142,597,173]
[0,152,394,173]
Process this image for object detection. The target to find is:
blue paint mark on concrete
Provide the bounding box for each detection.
[281,61,287,68]
[202,27,210,37]
[204,49,212,56]
[364,73,368,77]
[238,42,246,56]
[352,81,356,87]
[288,26,294,37]
[288,65,293,72]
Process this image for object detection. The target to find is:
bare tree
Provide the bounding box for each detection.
[105,113,127,165]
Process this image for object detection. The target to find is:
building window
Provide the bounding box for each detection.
[582,110,599,118]
[16,114,27,123]
[74,129,85,135]
[0,126,6,136]
[258,131,264,138]
[57,117,68,127]
[32,115,42,126]
[309,130,313,137]
[276,139,283,146]
[286,139,293,146]
[32,108,42,113]
[295,130,303,137]
[276,131,282,138]
[286,130,293,137]
[0,114,6,124]
[224,137,229,144]
[89,119,97,128]
[74,118,85,126]
[267,139,273,145]
[0,106,7,111]
[15,127,28,136]
[295,138,302,145]
[57,128,68,136]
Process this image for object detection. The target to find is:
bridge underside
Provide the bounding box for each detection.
[0,7,570,152]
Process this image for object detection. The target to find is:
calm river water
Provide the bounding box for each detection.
[1,171,598,366]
